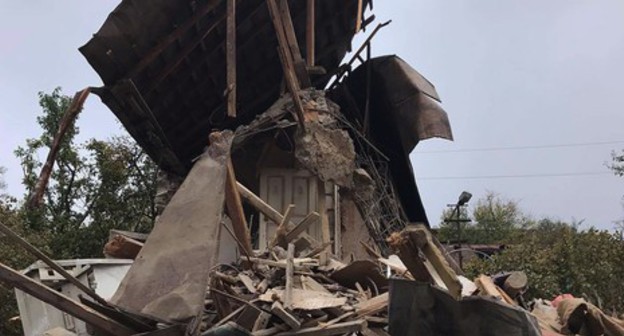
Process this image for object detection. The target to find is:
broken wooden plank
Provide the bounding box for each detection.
[0,220,109,306]
[226,0,236,117]
[266,0,306,129]
[475,275,503,299]
[388,225,462,299]
[225,159,254,257]
[271,301,301,330]
[274,320,366,336]
[301,241,332,259]
[237,181,284,225]
[260,288,347,311]
[355,0,363,32]
[103,234,144,259]
[377,255,413,280]
[270,204,295,248]
[111,131,231,322]
[276,0,311,88]
[109,229,149,242]
[0,261,136,335]
[245,257,315,269]
[28,88,90,208]
[355,292,389,317]
[239,273,257,294]
[387,229,432,284]
[284,212,320,243]
[256,278,269,294]
[285,243,295,309]
[406,226,462,299]
[252,311,272,332]
[300,275,330,294]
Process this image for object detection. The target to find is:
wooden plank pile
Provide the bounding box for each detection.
[201,243,392,336]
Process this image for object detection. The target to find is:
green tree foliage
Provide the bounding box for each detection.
[14,88,158,259]
[1,89,158,335]
[611,150,624,177]
[465,224,624,313]
[437,192,531,244]
[0,195,51,335]
[0,166,6,193]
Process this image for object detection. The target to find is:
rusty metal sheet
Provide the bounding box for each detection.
[110,131,233,322]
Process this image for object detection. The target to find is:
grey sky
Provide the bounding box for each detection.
[1,1,623,229]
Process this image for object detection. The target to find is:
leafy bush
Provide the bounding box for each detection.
[465,225,624,313]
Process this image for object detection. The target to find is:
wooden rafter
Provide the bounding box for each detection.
[128,0,221,78]
[226,0,237,117]
[306,0,315,67]
[267,0,306,130]
[28,88,90,209]
[147,14,226,94]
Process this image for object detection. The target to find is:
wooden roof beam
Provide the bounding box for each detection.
[226,0,237,118]
[129,0,221,78]
[147,12,226,94]
[267,0,307,130]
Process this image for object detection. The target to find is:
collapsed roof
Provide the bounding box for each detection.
[80,0,370,175]
[80,0,452,227]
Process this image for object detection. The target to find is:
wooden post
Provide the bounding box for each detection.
[0,262,136,335]
[270,204,295,249]
[306,0,315,67]
[28,88,90,208]
[318,181,331,265]
[284,212,320,243]
[355,0,363,33]
[388,225,462,300]
[266,0,307,130]
[285,243,295,309]
[224,160,254,257]
[226,0,237,117]
[237,181,285,225]
[276,0,311,87]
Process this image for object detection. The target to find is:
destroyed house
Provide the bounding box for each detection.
[80,0,452,259]
[0,2,557,335]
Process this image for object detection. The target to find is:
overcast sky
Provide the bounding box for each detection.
[1,1,623,229]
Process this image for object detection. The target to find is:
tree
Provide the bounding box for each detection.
[610,150,624,177]
[437,192,532,244]
[0,88,159,335]
[0,192,50,335]
[609,150,624,230]
[14,88,158,258]
[0,166,6,192]
[465,225,624,313]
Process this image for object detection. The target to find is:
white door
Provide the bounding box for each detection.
[259,169,319,250]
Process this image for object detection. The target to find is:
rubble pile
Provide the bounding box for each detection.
[201,248,392,335]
